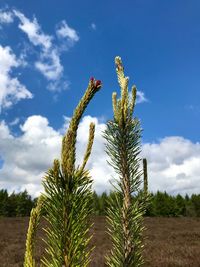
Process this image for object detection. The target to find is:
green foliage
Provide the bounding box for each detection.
[145,191,200,217]
[0,189,9,216]
[0,189,199,218]
[42,162,93,266]
[104,57,146,266]
[4,55,199,267]
[175,194,186,216]
[191,194,200,217]
[24,196,43,267]
[92,191,100,215]
[143,159,148,198]
[92,191,109,216]
[92,191,200,218]
[16,190,34,217]
[0,189,34,217]
[23,78,102,266]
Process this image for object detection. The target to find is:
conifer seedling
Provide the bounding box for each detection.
[24,78,102,267]
[104,57,147,267]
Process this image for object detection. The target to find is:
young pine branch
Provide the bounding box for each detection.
[24,77,102,267]
[104,57,147,267]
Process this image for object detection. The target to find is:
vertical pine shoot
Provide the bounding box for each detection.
[142,158,151,216]
[23,78,101,267]
[143,158,148,197]
[24,196,43,267]
[104,57,146,267]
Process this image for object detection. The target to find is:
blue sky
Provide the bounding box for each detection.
[0,1,200,196]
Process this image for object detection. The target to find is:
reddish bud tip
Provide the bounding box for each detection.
[95,80,102,87]
[90,77,94,81]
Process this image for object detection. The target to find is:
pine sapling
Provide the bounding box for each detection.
[143,158,148,197]
[104,57,147,267]
[24,78,102,267]
[142,158,151,216]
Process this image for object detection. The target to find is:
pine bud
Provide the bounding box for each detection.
[95,80,102,88]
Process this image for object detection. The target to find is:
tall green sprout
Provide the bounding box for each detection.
[24,78,102,267]
[104,57,147,266]
[143,158,148,199]
[24,196,43,267]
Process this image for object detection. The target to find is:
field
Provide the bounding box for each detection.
[0,216,200,267]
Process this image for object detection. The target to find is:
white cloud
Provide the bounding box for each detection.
[47,79,70,92]
[13,10,63,82]
[142,136,200,195]
[90,23,96,30]
[0,45,33,112]
[13,10,52,50]
[35,49,63,81]
[56,20,79,44]
[75,116,113,193]
[0,116,61,197]
[1,115,199,197]
[0,9,79,92]
[9,117,20,126]
[136,90,148,104]
[12,10,79,91]
[0,10,14,24]
[0,120,11,138]
[128,90,148,104]
[0,115,113,197]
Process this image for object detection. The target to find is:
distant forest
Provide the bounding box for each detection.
[0,189,200,217]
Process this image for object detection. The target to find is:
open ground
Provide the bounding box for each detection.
[0,216,200,267]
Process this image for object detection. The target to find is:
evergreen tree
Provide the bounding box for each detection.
[24,78,102,266]
[0,189,9,216]
[185,194,196,217]
[175,194,186,216]
[191,194,200,217]
[99,192,108,215]
[152,191,171,216]
[16,190,34,217]
[6,192,17,217]
[92,191,100,215]
[144,193,154,217]
[104,57,147,266]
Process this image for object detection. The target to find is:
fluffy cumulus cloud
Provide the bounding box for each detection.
[0,115,200,197]
[0,115,113,197]
[0,9,14,24]
[0,8,79,92]
[56,20,79,45]
[13,10,52,49]
[0,45,33,112]
[0,116,61,197]
[142,137,200,195]
[35,49,63,81]
[136,90,148,104]
[74,116,114,193]
[13,10,64,85]
[14,10,80,90]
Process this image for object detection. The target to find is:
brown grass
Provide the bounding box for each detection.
[0,216,200,266]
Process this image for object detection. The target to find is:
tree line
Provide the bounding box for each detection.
[0,189,200,217]
[92,191,200,217]
[0,189,35,217]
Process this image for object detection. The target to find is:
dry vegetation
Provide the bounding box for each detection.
[0,216,200,267]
